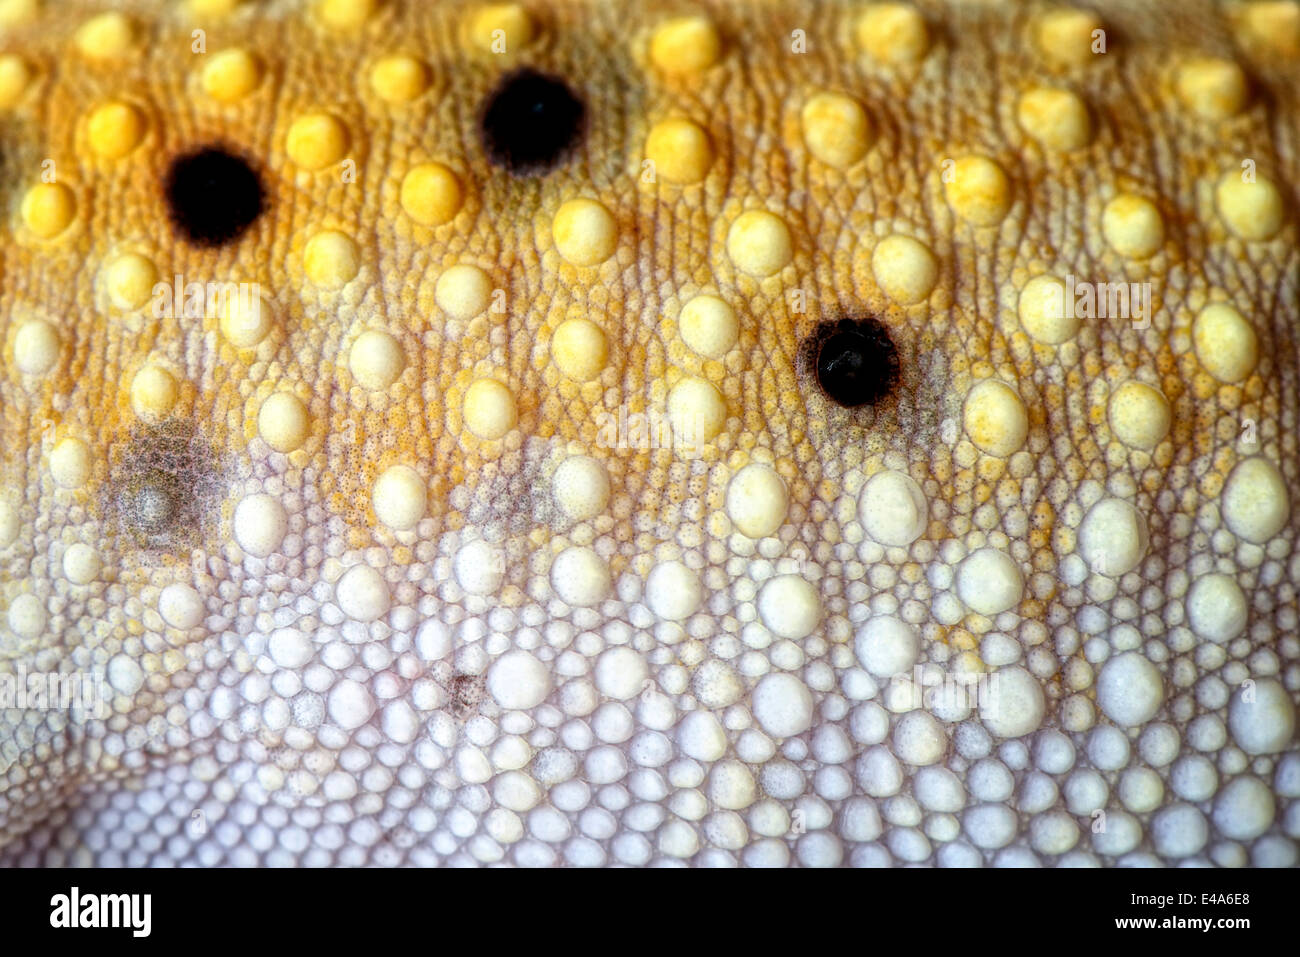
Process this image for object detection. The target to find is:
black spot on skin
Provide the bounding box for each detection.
[805,316,901,408]
[107,420,224,553]
[480,68,585,174]
[164,147,263,247]
[447,673,486,720]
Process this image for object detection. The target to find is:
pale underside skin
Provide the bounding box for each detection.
[0,0,1297,867]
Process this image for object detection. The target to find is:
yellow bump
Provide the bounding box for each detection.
[219,290,274,348]
[963,380,1029,457]
[130,366,180,422]
[287,113,349,170]
[650,15,721,73]
[370,54,429,102]
[202,49,262,103]
[86,100,145,159]
[1215,172,1285,241]
[75,12,135,60]
[104,253,158,310]
[436,264,493,320]
[1108,381,1171,450]
[304,230,360,287]
[1175,57,1248,120]
[372,465,427,530]
[1102,193,1164,259]
[0,54,33,108]
[553,198,618,266]
[801,92,872,169]
[726,463,788,538]
[20,183,75,239]
[872,235,938,305]
[1193,304,1258,384]
[679,295,738,359]
[258,393,311,452]
[0,0,37,29]
[463,378,518,440]
[318,0,379,30]
[551,318,608,382]
[469,3,536,53]
[855,3,930,65]
[644,118,714,184]
[13,320,59,375]
[1017,275,1079,345]
[62,543,100,585]
[665,377,726,446]
[1237,1,1300,55]
[944,156,1012,227]
[50,438,91,489]
[349,330,404,390]
[726,210,792,277]
[1017,87,1092,151]
[1035,8,1103,68]
[400,162,464,226]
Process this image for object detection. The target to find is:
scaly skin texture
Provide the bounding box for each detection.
[0,0,1297,867]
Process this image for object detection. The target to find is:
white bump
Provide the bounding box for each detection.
[1078,498,1149,577]
[327,678,374,730]
[415,619,452,661]
[61,543,99,584]
[594,646,648,700]
[858,469,928,546]
[268,628,314,669]
[488,650,551,710]
[335,564,390,622]
[371,465,426,530]
[158,583,204,630]
[50,438,91,489]
[1186,573,1247,643]
[7,593,45,639]
[13,319,59,374]
[233,493,288,558]
[1228,678,1295,754]
[691,659,743,709]
[454,539,505,595]
[645,560,702,621]
[979,666,1044,738]
[708,760,758,810]
[106,654,144,696]
[956,547,1023,616]
[756,574,822,639]
[550,546,611,606]
[892,711,947,766]
[1213,776,1276,840]
[1221,456,1290,544]
[853,614,920,678]
[751,672,814,738]
[677,710,728,761]
[553,455,610,521]
[1097,652,1164,727]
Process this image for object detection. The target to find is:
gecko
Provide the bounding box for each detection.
[0,0,1297,868]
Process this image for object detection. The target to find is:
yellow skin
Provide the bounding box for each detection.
[0,0,1297,867]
